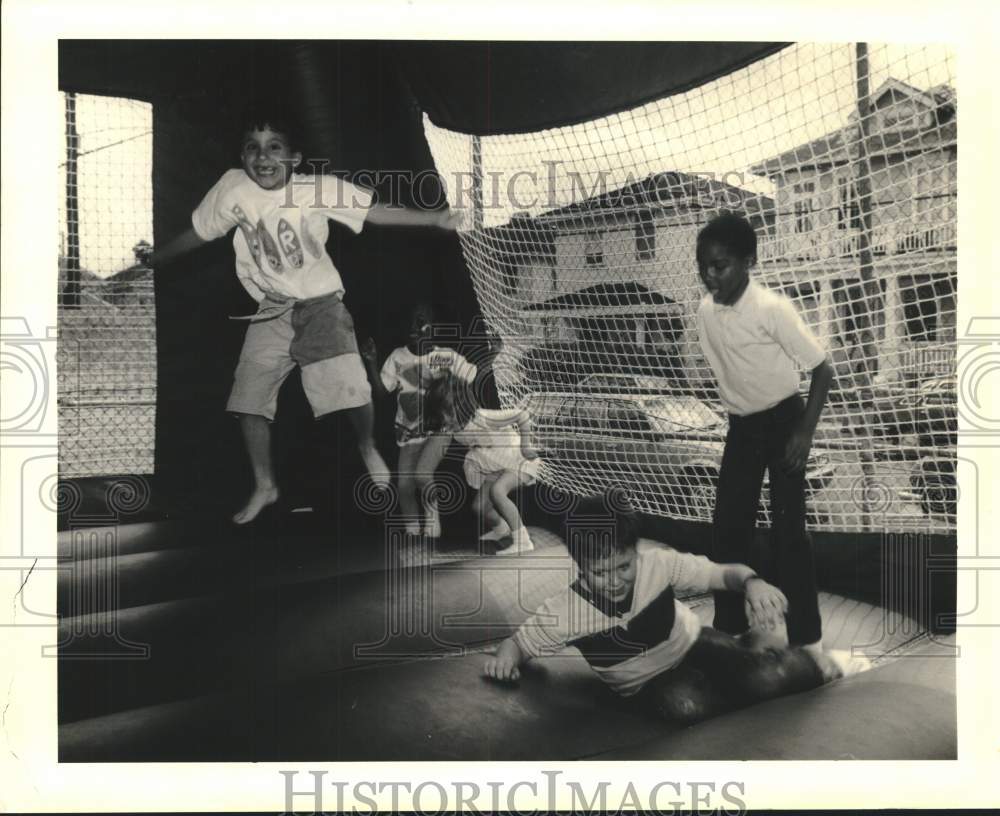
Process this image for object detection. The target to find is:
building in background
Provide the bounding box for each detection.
[751,78,957,383]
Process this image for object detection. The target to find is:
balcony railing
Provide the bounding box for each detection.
[758,221,956,263]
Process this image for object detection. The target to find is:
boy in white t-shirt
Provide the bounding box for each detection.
[694,212,834,657]
[148,107,460,523]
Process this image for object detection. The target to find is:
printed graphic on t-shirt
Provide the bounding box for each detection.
[257,219,283,274]
[232,204,261,266]
[277,217,304,269]
[231,204,323,277]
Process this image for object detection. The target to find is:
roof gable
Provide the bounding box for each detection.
[750,79,956,178]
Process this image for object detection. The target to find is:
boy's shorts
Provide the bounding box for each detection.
[226,292,371,420]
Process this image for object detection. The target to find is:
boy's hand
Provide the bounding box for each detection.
[520,445,539,460]
[744,578,788,631]
[783,423,813,474]
[484,654,521,683]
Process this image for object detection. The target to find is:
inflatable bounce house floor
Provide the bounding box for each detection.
[59,516,955,762]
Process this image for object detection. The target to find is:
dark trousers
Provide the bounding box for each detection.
[711,394,822,646]
[637,628,826,725]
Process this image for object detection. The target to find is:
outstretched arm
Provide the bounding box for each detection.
[365,203,462,231]
[105,228,209,283]
[484,637,527,683]
[149,227,209,268]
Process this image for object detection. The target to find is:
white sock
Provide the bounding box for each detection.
[826,649,873,678]
[497,527,534,555]
[480,520,511,541]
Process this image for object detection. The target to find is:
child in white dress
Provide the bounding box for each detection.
[424,372,541,555]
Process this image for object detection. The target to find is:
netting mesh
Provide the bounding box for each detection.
[424,43,957,533]
[57,92,156,477]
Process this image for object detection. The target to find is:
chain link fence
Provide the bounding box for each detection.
[57,92,156,477]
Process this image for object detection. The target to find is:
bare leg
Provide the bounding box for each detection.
[474,477,508,540]
[397,443,422,534]
[415,433,453,538]
[346,401,390,488]
[233,413,280,524]
[489,469,529,535]
[491,469,533,554]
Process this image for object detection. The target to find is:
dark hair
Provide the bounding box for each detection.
[422,371,477,434]
[237,102,304,152]
[563,487,641,566]
[696,211,757,264]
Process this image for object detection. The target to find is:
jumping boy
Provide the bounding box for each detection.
[694,212,834,657]
[146,106,460,523]
[484,490,861,724]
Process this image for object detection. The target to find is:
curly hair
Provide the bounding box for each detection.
[422,371,478,434]
[236,101,305,153]
[696,210,758,264]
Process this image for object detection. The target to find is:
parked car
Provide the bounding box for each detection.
[519,338,690,393]
[909,375,958,449]
[861,375,957,445]
[860,375,957,517]
[902,456,957,519]
[528,377,838,524]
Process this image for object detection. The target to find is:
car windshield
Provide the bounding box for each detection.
[641,396,725,434]
[580,373,678,392]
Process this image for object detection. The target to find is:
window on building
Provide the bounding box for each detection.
[584,231,604,266]
[783,281,821,332]
[832,279,882,343]
[901,272,957,342]
[793,181,815,233]
[632,209,656,261]
[837,176,862,230]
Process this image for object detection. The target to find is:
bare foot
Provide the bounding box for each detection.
[359,445,391,489]
[423,501,441,538]
[233,485,279,524]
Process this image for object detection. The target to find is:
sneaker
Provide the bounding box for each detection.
[480,521,511,542]
[496,527,534,556]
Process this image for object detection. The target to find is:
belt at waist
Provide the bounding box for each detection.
[230,289,344,323]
